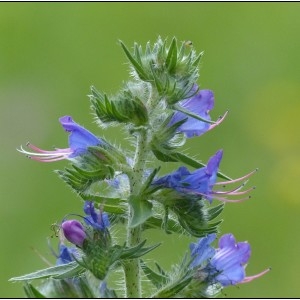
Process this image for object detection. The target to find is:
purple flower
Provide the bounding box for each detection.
[18,116,103,162]
[169,85,227,138]
[190,233,270,287]
[153,150,256,203]
[61,220,87,247]
[83,201,110,231]
[209,234,251,286]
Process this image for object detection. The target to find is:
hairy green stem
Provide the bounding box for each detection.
[124,128,149,298]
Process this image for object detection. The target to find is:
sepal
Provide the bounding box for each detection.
[81,237,160,280]
[154,190,224,237]
[151,115,187,154]
[90,85,148,126]
[149,256,193,298]
[141,260,169,289]
[120,37,202,106]
[56,143,127,193]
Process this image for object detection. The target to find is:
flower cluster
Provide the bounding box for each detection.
[13,37,269,298]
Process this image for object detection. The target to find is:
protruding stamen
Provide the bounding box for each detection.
[17,144,72,162]
[29,155,68,162]
[26,143,72,154]
[208,194,252,203]
[195,191,252,203]
[215,168,258,186]
[209,110,229,130]
[242,268,271,284]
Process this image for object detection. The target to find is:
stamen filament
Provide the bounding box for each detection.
[29,156,68,162]
[209,110,229,130]
[17,144,72,162]
[242,268,271,283]
[213,186,255,196]
[215,169,258,186]
[196,191,251,203]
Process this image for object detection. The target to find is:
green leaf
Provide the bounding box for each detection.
[165,37,178,73]
[143,216,182,235]
[192,51,204,67]
[125,242,161,259]
[76,277,96,298]
[9,262,82,282]
[152,148,178,163]
[80,193,126,215]
[141,261,169,288]
[23,283,46,298]
[118,239,160,260]
[150,63,164,94]
[152,275,193,298]
[173,103,216,125]
[207,203,225,221]
[140,167,161,196]
[54,264,86,280]
[129,195,154,228]
[119,41,148,80]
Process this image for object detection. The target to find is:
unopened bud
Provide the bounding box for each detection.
[61,220,86,247]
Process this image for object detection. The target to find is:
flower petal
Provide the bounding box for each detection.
[169,88,214,138]
[59,116,102,157]
[190,234,217,268]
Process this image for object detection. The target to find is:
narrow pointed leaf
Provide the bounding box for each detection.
[166,37,177,72]
[152,275,192,298]
[141,261,168,288]
[173,103,216,124]
[143,216,181,234]
[140,167,161,195]
[207,203,225,221]
[126,242,161,259]
[23,283,46,298]
[119,41,148,80]
[80,193,126,214]
[9,261,80,282]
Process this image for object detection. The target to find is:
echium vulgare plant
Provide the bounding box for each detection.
[12,37,270,298]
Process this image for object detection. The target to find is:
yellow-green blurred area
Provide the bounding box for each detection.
[1,2,300,298]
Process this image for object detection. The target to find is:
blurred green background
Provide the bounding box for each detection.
[1,2,300,297]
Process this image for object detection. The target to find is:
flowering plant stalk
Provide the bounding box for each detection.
[11,37,269,298]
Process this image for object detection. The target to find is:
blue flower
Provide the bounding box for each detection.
[55,244,78,265]
[190,234,216,268]
[190,233,270,287]
[83,201,110,231]
[169,85,227,138]
[153,150,256,203]
[18,115,103,162]
[209,233,251,286]
[153,150,223,203]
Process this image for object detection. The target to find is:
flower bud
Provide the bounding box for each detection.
[61,220,86,247]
